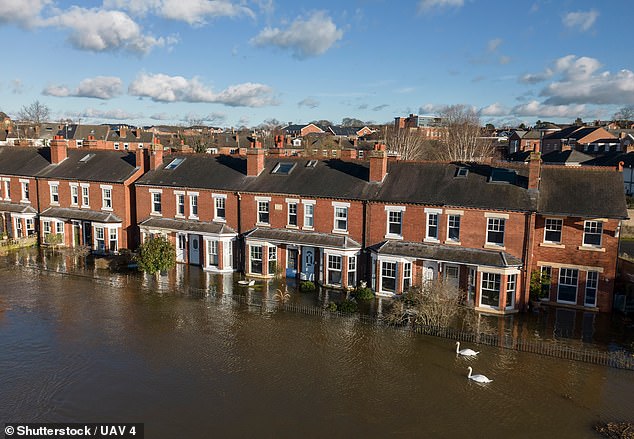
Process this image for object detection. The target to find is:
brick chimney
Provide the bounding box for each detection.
[247,148,265,176]
[50,135,68,164]
[528,151,542,190]
[618,161,624,172]
[119,125,127,139]
[275,135,284,149]
[135,127,141,139]
[135,148,148,172]
[84,135,97,149]
[250,139,262,149]
[149,140,163,170]
[369,143,388,183]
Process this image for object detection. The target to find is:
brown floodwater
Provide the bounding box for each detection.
[0,250,633,438]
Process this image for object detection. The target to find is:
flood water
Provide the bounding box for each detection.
[1,250,633,438]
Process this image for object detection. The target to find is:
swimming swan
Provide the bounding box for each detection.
[456,341,479,356]
[467,366,492,383]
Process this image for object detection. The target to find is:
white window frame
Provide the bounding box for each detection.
[332,201,350,233]
[150,189,162,215]
[446,214,461,243]
[380,260,398,294]
[286,199,299,228]
[385,206,405,239]
[479,272,501,309]
[49,181,60,205]
[582,220,603,248]
[188,192,199,219]
[70,184,79,206]
[108,228,118,253]
[486,217,506,247]
[327,254,343,286]
[268,246,277,275]
[175,191,185,218]
[403,261,412,291]
[424,208,442,242]
[585,271,599,307]
[544,218,563,244]
[2,178,10,201]
[348,256,357,288]
[557,268,579,305]
[506,274,516,309]
[302,200,315,230]
[249,245,263,274]
[256,197,271,225]
[213,193,227,222]
[81,183,90,208]
[19,179,30,203]
[101,185,113,211]
[95,226,105,252]
[208,240,219,267]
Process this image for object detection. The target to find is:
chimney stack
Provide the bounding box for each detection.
[135,148,148,172]
[369,143,388,183]
[340,148,357,160]
[275,135,284,149]
[528,151,542,190]
[119,125,127,139]
[149,139,163,170]
[247,148,265,176]
[50,135,68,164]
[618,161,624,173]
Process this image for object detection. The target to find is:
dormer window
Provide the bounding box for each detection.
[455,167,468,178]
[272,162,295,175]
[165,158,185,170]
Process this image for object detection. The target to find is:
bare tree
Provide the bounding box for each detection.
[613,105,634,125]
[436,104,495,162]
[17,100,50,124]
[383,125,432,160]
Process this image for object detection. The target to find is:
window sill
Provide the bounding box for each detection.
[150,212,162,217]
[256,223,270,227]
[444,240,461,245]
[214,218,226,223]
[539,242,565,248]
[332,229,349,235]
[286,225,299,229]
[188,216,199,221]
[20,200,31,204]
[101,207,113,212]
[385,234,403,240]
[50,202,60,207]
[175,214,185,219]
[424,238,440,243]
[81,205,91,209]
[578,245,605,252]
[302,226,314,231]
[484,243,505,250]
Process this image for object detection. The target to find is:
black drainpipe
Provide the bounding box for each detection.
[236,191,243,273]
[362,199,368,282]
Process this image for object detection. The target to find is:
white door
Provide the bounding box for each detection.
[176,233,186,263]
[423,261,437,282]
[189,234,200,265]
[301,246,315,281]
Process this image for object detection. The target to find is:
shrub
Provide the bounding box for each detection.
[337,299,358,314]
[44,233,63,247]
[134,235,176,275]
[300,281,316,292]
[327,302,338,312]
[529,270,550,300]
[354,286,375,300]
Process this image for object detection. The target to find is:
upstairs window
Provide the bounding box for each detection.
[50,183,59,205]
[152,192,162,214]
[189,194,198,218]
[303,202,314,228]
[71,185,79,206]
[334,206,348,232]
[21,181,29,202]
[102,188,112,210]
[583,221,602,247]
[387,209,403,237]
[257,200,270,224]
[544,218,563,244]
[288,202,298,226]
[214,196,226,221]
[81,185,90,207]
[447,215,460,242]
[176,194,185,216]
[486,218,505,246]
[426,212,439,241]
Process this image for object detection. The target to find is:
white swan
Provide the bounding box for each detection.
[467,366,492,383]
[456,341,479,356]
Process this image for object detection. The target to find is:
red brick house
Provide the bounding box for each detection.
[35,136,145,252]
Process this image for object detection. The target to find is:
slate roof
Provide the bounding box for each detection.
[0,147,53,176]
[0,202,37,214]
[538,166,628,219]
[63,124,109,140]
[329,126,364,136]
[369,240,522,268]
[106,127,154,143]
[40,207,122,223]
[139,217,236,235]
[137,153,627,219]
[584,152,634,167]
[244,227,361,250]
[39,149,139,183]
[541,150,593,165]
[543,126,583,140]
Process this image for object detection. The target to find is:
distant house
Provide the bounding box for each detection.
[283,123,326,137]
[328,126,374,138]
[542,126,616,154]
[508,130,541,154]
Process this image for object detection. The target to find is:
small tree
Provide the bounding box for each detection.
[436,104,495,162]
[529,270,550,300]
[17,100,50,124]
[384,279,463,328]
[135,236,176,275]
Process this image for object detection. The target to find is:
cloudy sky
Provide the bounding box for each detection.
[0,0,632,127]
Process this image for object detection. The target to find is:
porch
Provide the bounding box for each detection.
[0,202,37,239]
[139,217,237,273]
[369,240,524,314]
[243,227,361,289]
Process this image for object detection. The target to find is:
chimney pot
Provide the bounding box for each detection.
[247,148,265,176]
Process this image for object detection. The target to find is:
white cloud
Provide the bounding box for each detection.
[251,11,343,59]
[298,97,320,109]
[44,76,123,99]
[11,79,24,94]
[103,0,254,25]
[418,103,446,114]
[183,112,227,124]
[563,10,599,32]
[487,38,502,52]
[479,103,509,117]
[372,104,389,112]
[0,0,51,27]
[70,108,143,120]
[418,0,464,14]
[511,101,586,118]
[128,73,277,107]
[44,7,170,54]
[150,112,173,121]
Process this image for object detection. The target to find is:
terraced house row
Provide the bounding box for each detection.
[0,137,627,314]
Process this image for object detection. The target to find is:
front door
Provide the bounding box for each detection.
[423,261,438,282]
[287,248,298,278]
[73,221,81,247]
[301,246,315,281]
[15,219,23,238]
[189,234,200,265]
[176,233,186,263]
[83,221,91,247]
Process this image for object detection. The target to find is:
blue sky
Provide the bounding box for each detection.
[1,0,632,128]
